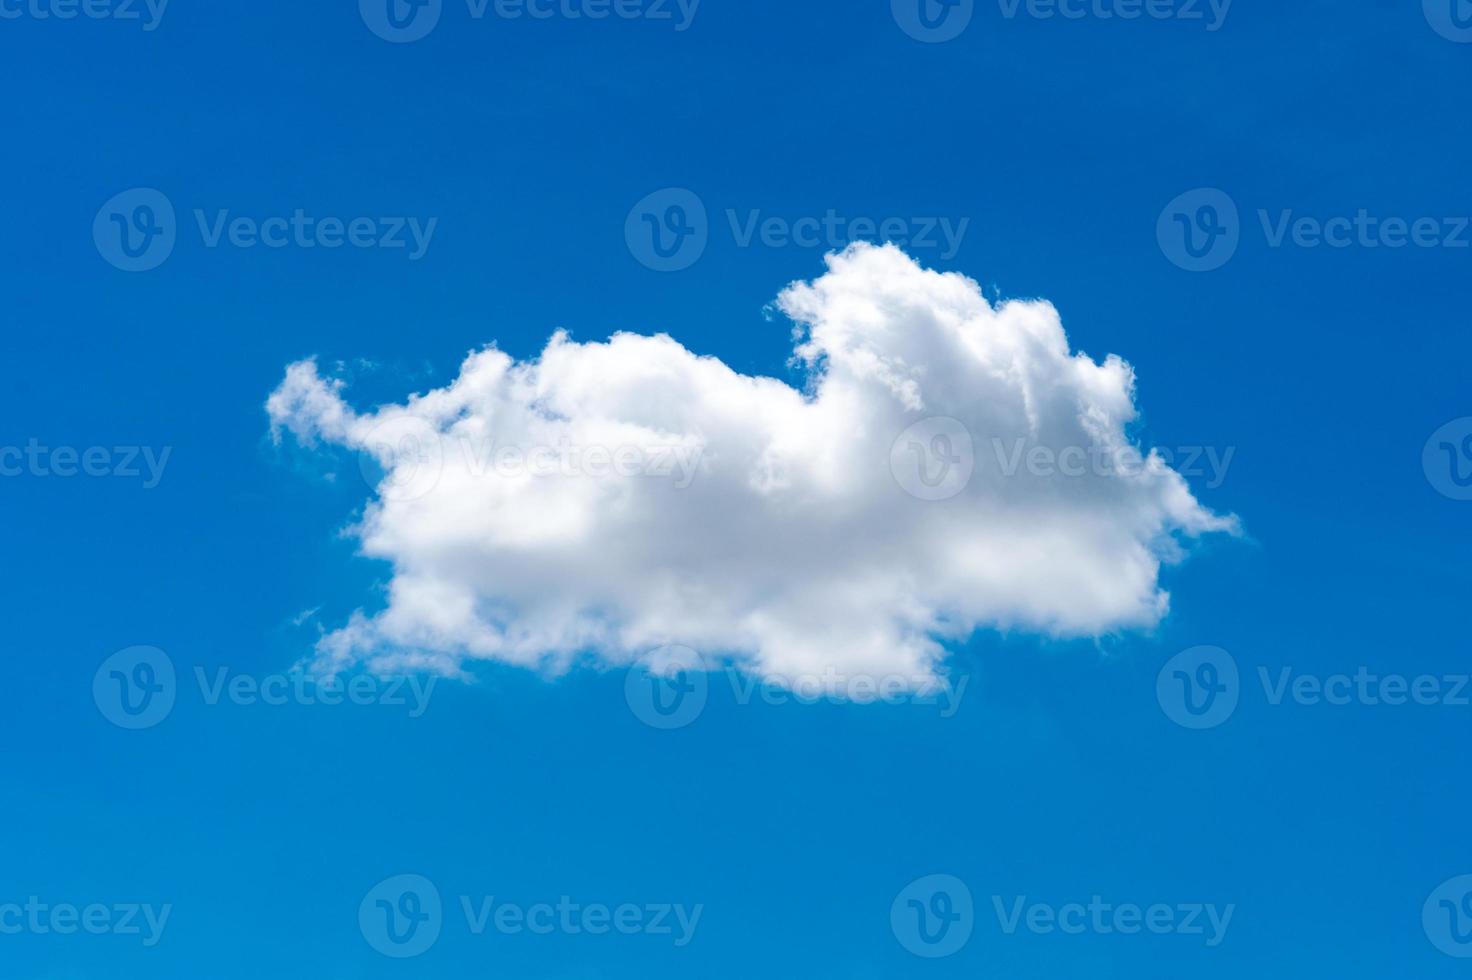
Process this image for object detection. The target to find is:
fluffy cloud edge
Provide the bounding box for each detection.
[267,243,1239,691]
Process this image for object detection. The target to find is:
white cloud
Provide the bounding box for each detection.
[267,243,1237,690]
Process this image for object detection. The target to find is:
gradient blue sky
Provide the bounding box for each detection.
[3,1,1472,977]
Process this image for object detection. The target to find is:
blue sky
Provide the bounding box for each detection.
[3,1,1472,977]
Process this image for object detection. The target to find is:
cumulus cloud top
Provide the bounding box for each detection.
[267,243,1236,688]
